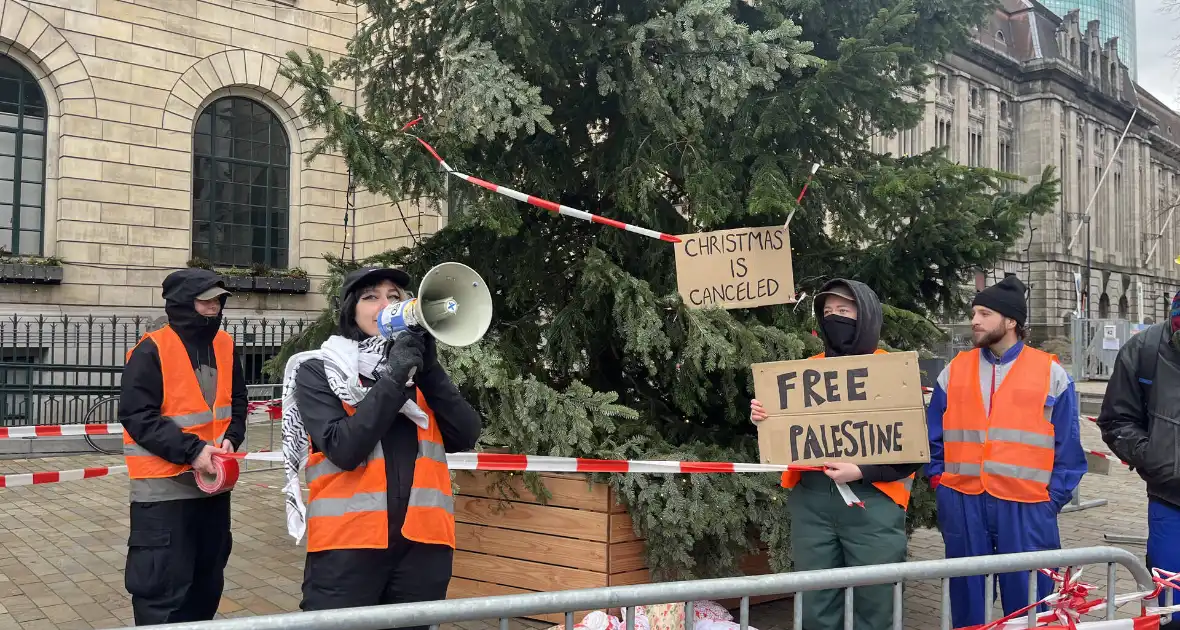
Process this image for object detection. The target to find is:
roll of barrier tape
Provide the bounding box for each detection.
[196,454,240,493]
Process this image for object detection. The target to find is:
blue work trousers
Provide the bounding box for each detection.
[935,486,1061,628]
[1148,499,1180,629]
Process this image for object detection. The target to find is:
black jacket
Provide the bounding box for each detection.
[1097,322,1180,510]
[812,279,922,485]
[119,269,248,465]
[295,341,481,538]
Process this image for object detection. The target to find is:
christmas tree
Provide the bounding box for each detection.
[273,0,1060,579]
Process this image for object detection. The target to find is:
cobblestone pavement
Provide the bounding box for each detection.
[0,413,1156,630]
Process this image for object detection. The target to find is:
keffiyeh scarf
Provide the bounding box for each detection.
[280,334,429,544]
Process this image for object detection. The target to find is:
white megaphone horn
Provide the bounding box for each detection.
[375,262,493,347]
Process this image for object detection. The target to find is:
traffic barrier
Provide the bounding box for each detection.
[102,547,1161,630]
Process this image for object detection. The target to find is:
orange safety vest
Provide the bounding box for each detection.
[122,325,234,479]
[941,346,1055,503]
[779,350,915,510]
[304,389,456,553]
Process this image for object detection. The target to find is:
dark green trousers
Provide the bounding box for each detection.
[788,473,908,630]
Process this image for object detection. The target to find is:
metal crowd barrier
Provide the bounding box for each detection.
[114,546,1154,630]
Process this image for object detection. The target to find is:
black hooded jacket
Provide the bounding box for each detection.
[119,269,248,465]
[1097,322,1180,510]
[812,279,921,484]
[294,343,481,547]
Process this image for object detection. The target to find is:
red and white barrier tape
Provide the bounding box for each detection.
[1087,449,1127,466]
[0,451,864,506]
[224,452,865,507]
[0,464,128,487]
[1075,416,1131,466]
[403,120,680,244]
[973,566,1157,628]
[0,423,123,439]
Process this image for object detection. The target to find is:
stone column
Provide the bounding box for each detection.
[954,73,970,163]
[985,89,999,168]
[1044,100,1064,243]
[923,78,937,150]
[1064,108,1080,257]
[1129,137,1143,268]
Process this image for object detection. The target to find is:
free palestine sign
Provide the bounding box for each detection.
[673,225,796,310]
[751,352,930,466]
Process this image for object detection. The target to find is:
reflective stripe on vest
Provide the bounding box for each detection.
[779,349,915,510]
[122,326,234,491]
[305,389,457,552]
[942,346,1055,503]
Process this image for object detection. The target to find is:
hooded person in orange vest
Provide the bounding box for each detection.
[750,279,919,630]
[280,267,480,627]
[118,268,248,625]
[926,275,1086,627]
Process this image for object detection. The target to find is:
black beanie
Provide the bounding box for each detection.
[972,275,1027,327]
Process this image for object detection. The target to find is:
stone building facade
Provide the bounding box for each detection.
[0,0,437,321]
[0,0,1172,338]
[872,0,1180,338]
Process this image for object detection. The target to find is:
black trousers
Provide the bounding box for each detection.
[124,493,233,625]
[301,534,453,630]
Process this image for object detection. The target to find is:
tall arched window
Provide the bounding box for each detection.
[0,55,47,255]
[191,97,290,268]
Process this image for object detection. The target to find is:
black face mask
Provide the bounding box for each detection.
[821,315,858,356]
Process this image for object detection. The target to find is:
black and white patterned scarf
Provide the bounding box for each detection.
[280,334,428,544]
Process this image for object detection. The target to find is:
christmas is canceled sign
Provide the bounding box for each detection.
[674,226,795,310]
[751,352,930,466]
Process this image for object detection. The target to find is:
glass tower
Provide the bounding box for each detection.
[1040,0,1137,79]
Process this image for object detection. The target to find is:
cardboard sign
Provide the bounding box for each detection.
[674,226,795,310]
[752,351,930,466]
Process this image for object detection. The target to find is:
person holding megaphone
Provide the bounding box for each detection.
[280,266,484,624]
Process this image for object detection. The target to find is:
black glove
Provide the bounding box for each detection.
[383,334,425,386]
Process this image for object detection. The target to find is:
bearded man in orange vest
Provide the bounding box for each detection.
[118,268,248,625]
[751,279,919,630]
[927,275,1086,627]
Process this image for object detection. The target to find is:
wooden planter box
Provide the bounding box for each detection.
[448,471,786,624]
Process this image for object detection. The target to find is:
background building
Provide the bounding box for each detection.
[0,0,1174,412]
[872,0,1180,342]
[1040,0,1138,78]
[0,1,450,419]
[0,0,439,322]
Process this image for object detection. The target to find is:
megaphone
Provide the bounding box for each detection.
[376,262,493,347]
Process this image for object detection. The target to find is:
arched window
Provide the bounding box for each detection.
[999,100,1008,120]
[191,96,290,268]
[0,55,47,255]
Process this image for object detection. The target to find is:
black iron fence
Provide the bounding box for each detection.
[0,315,311,427]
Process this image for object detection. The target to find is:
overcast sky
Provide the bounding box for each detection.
[1137,0,1179,107]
